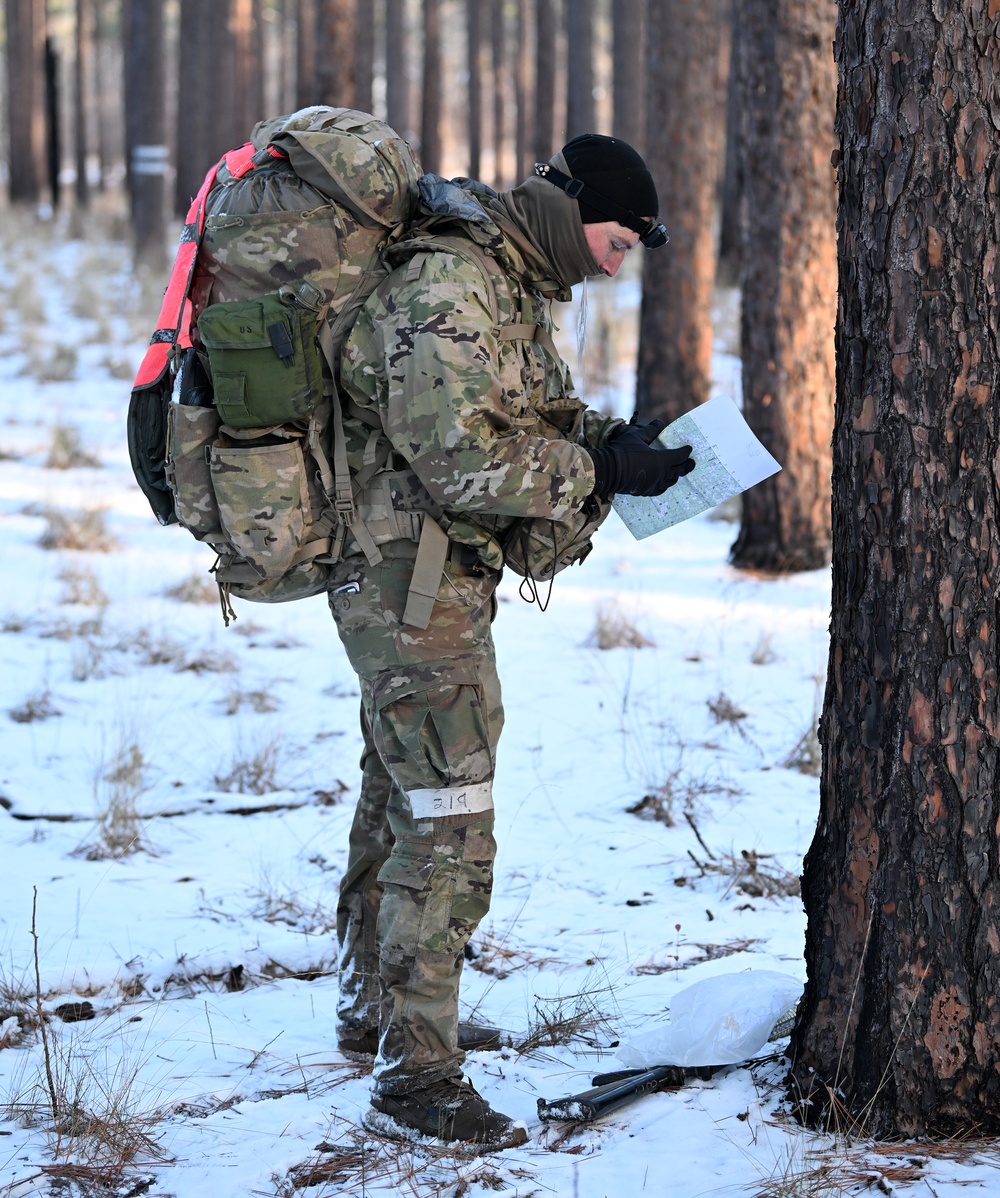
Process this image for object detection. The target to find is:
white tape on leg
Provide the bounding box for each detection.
[406,782,494,819]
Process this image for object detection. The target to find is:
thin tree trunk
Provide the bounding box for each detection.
[354,0,374,113]
[176,0,211,212]
[534,0,556,158]
[74,0,90,206]
[315,0,355,107]
[611,0,642,150]
[421,0,442,174]
[6,0,47,203]
[467,0,482,179]
[123,0,166,267]
[729,0,835,572]
[565,0,593,139]
[635,0,728,423]
[297,0,317,106]
[45,36,61,208]
[491,0,506,187]
[717,0,740,282]
[791,0,1000,1138]
[515,0,532,179]
[386,0,409,134]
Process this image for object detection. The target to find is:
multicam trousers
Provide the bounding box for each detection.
[328,540,503,1095]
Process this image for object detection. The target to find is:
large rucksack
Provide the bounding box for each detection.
[127,107,422,620]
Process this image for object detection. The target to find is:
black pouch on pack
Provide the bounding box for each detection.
[197,283,325,429]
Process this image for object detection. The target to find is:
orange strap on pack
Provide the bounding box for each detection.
[132,144,253,389]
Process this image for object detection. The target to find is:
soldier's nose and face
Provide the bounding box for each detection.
[583,220,642,277]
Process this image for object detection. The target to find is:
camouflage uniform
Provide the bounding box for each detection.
[334,180,620,1095]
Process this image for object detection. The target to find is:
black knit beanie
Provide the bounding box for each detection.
[560,134,659,224]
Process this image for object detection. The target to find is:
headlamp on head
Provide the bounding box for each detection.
[534,162,669,249]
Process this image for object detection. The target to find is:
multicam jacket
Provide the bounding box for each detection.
[340,177,621,572]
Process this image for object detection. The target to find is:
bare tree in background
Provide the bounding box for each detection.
[534,0,557,158]
[315,0,355,107]
[491,0,507,187]
[730,0,836,572]
[612,0,642,150]
[635,0,729,424]
[467,0,483,179]
[5,0,47,203]
[515,0,532,179]
[791,0,1000,1138]
[123,0,166,265]
[565,0,593,139]
[297,0,317,106]
[74,0,91,206]
[354,0,374,114]
[385,0,409,135]
[421,0,442,173]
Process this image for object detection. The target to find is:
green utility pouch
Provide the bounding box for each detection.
[197,282,326,429]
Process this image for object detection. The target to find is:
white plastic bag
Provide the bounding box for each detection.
[616,970,802,1069]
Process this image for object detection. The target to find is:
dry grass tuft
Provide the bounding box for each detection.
[708,691,748,725]
[39,507,119,553]
[214,736,284,795]
[58,564,109,607]
[76,739,152,861]
[222,682,280,715]
[751,633,778,665]
[627,770,733,828]
[8,688,62,724]
[45,423,101,470]
[632,937,761,975]
[783,721,822,776]
[465,926,562,980]
[687,847,801,900]
[585,600,655,650]
[164,572,218,605]
[515,982,619,1055]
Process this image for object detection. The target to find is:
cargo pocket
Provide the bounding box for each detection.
[209,436,310,577]
[371,662,494,800]
[164,403,223,540]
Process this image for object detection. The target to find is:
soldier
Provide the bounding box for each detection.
[331,135,695,1150]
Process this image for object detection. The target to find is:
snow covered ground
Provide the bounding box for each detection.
[1,211,997,1197]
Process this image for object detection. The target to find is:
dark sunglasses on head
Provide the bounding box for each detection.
[534,162,670,249]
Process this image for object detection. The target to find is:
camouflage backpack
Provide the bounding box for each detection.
[127,107,421,620]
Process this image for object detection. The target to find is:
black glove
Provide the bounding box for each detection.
[588,437,695,498]
[608,418,668,450]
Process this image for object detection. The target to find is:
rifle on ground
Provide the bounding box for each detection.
[536,1064,721,1123]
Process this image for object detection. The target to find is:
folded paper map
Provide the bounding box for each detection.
[613,395,782,539]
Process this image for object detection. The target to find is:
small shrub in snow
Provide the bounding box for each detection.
[58,564,108,607]
[164,572,218,605]
[751,632,778,665]
[585,600,655,650]
[39,507,119,553]
[516,981,619,1054]
[214,736,283,795]
[8,689,61,724]
[222,682,280,715]
[76,740,151,861]
[45,423,100,470]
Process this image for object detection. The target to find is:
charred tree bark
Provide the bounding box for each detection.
[385,0,409,135]
[635,0,729,423]
[729,0,836,572]
[123,0,166,267]
[612,0,643,150]
[6,0,47,203]
[565,0,593,139]
[790,0,1000,1137]
[420,0,442,174]
[467,0,483,179]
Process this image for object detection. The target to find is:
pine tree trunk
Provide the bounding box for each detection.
[74,0,90,206]
[565,0,593,140]
[385,0,409,135]
[297,0,317,107]
[515,0,532,179]
[467,0,482,179]
[6,0,47,203]
[420,0,442,174]
[635,0,728,423]
[176,0,210,213]
[491,0,507,188]
[354,0,374,114]
[717,0,740,284]
[611,0,642,150]
[315,0,355,107]
[790,0,1000,1138]
[123,0,166,267]
[534,0,556,159]
[45,36,61,208]
[729,0,836,572]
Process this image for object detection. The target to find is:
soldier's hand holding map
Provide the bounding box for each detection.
[613,395,781,538]
[589,419,696,498]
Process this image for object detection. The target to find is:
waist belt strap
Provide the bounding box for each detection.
[402,517,450,630]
